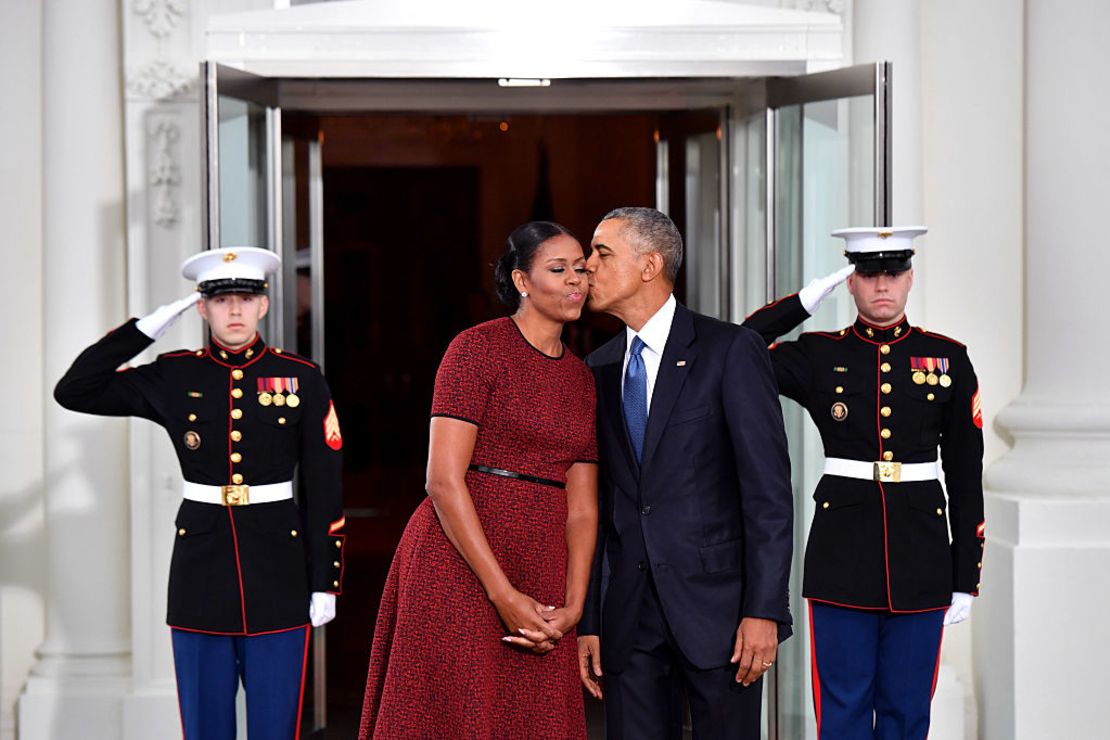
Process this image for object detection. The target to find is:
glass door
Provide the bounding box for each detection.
[202,62,284,341]
[202,65,330,736]
[744,62,892,740]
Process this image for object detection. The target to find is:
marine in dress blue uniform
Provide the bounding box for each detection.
[54,247,345,740]
[743,227,985,740]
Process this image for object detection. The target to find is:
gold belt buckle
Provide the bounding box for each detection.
[873,461,902,483]
[221,484,250,506]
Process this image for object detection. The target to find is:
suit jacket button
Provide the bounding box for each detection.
[641,505,652,515]
[637,561,646,571]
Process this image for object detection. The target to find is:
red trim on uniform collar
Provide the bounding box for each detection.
[851,315,913,345]
[209,332,266,365]
[207,334,268,368]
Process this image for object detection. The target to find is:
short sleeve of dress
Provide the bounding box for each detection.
[430,327,494,426]
[576,368,599,464]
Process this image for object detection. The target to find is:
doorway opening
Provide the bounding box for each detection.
[304,108,720,734]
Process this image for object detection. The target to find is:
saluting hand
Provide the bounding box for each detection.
[799,263,856,314]
[136,292,203,340]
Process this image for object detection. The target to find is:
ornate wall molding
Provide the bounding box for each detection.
[784,0,844,13]
[149,120,182,228]
[126,0,194,101]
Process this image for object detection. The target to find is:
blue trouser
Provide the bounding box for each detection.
[171,627,310,740]
[809,601,945,740]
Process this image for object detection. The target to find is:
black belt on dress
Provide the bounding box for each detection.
[467,464,565,489]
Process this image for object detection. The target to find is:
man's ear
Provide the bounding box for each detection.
[846,274,857,296]
[640,252,665,283]
[197,298,208,320]
[258,295,270,320]
[906,268,914,292]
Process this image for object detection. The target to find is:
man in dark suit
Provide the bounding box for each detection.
[576,207,794,739]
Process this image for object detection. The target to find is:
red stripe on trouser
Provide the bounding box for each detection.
[294,625,311,740]
[930,626,945,698]
[809,600,822,738]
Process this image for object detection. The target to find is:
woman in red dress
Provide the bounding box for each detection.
[360,222,599,739]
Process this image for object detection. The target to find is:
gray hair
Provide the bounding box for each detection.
[601,207,684,284]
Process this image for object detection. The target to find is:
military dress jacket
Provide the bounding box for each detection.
[55,319,345,635]
[743,295,984,612]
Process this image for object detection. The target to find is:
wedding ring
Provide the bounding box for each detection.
[761,661,774,668]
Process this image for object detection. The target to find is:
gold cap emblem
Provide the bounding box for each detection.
[223,252,238,262]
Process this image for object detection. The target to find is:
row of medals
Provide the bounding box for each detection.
[258,391,300,408]
[913,371,952,388]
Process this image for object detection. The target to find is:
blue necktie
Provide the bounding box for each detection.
[624,337,648,465]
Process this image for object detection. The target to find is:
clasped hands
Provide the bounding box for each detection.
[494,588,579,655]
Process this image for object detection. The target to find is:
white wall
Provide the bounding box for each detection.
[0,1,45,739]
[919,0,1024,730]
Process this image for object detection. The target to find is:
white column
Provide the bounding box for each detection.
[976,1,1110,739]
[19,0,132,736]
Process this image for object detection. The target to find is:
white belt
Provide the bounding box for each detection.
[823,458,939,484]
[182,481,293,506]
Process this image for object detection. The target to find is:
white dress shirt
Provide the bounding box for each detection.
[622,293,677,412]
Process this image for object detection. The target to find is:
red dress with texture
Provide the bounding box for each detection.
[359,317,598,740]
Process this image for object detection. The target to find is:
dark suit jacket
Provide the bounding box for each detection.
[579,303,794,672]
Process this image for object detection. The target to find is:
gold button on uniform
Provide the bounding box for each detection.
[881,406,892,417]
[927,393,936,401]
[230,430,242,442]
[881,362,891,373]
[880,428,892,439]
[219,350,229,360]
[333,561,341,568]
[187,413,197,422]
[231,369,244,380]
[231,388,244,399]
[273,348,283,354]
[232,473,244,485]
[978,562,983,569]
[822,501,830,510]
[882,451,894,462]
[231,409,243,420]
[335,540,342,549]
[291,529,298,537]
[278,417,286,425]
[332,580,339,588]
[936,508,944,516]
[835,386,844,394]
[178,528,186,536]
[195,350,204,357]
[880,344,891,355]
[881,383,892,394]
[230,452,242,463]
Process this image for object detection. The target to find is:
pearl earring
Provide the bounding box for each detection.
[520,291,528,298]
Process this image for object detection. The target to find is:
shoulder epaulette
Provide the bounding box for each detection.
[269,347,319,369]
[914,328,966,348]
[803,327,851,341]
[158,348,202,360]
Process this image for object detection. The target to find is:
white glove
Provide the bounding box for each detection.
[309,591,336,627]
[798,264,856,314]
[135,292,202,340]
[943,592,973,625]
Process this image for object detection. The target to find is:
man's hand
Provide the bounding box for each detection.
[943,592,973,625]
[798,264,855,314]
[309,592,336,627]
[730,617,778,686]
[577,635,604,699]
[135,292,202,340]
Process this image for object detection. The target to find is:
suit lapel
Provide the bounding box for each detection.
[592,336,639,480]
[641,304,697,467]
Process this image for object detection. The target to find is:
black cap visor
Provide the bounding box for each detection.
[198,278,268,297]
[847,250,914,275]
